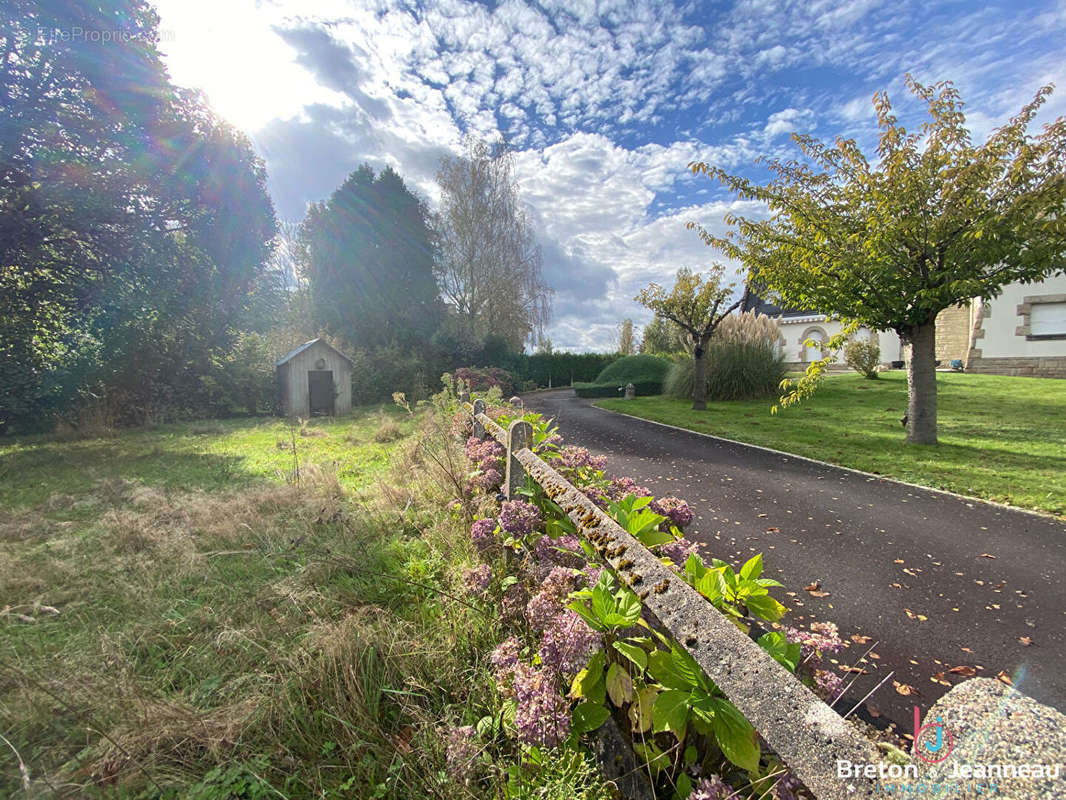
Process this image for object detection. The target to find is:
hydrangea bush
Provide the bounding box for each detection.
[445,387,851,799]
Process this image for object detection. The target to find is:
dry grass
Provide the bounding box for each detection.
[0,406,508,798]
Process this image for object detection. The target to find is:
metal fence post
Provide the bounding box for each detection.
[505,419,532,498]
[472,398,486,438]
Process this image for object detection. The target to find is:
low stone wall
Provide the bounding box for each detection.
[919,679,1064,799]
[966,356,1066,379]
[464,398,1066,799]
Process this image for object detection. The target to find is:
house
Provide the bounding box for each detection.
[741,274,1066,378]
[275,338,353,417]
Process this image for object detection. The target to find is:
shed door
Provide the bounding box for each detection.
[308,370,334,415]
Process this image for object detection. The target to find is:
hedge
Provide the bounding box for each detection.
[573,379,664,398]
[513,353,620,387]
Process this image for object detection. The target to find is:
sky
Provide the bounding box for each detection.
[152,0,1066,351]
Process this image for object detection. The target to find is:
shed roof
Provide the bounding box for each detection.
[275,338,354,368]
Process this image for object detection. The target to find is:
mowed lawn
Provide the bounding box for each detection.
[598,372,1066,517]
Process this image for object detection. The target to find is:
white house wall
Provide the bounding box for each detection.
[967,275,1066,378]
[776,317,904,367]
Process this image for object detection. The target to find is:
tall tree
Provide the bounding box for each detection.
[640,313,686,355]
[301,164,440,351]
[434,139,552,353]
[0,3,278,429]
[636,266,741,410]
[689,76,1066,444]
[617,319,638,355]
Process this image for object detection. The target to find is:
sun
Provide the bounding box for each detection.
[151,0,342,132]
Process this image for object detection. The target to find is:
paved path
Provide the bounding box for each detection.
[525,389,1066,734]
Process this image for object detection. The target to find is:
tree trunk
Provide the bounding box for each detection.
[905,321,938,445]
[691,344,708,411]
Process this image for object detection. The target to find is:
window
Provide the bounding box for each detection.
[1029,302,1066,338]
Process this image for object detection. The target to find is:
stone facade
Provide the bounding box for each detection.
[965,356,1066,378]
[934,303,971,364]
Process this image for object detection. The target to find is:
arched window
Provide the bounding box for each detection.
[800,326,827,362]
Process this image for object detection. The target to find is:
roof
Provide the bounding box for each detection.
[741,282,819,319]
[275,338,354,368]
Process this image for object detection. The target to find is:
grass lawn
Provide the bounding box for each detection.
[597,372,1066,517]
[0,408,504,798]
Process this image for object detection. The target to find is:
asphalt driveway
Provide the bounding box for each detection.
[524,389,1066,734]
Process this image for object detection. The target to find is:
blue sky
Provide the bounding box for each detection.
[153,0,1066,351]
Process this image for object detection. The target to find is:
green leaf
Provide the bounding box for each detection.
[637,528,676,549]
[710,698,760,772]
[571,701,610,736]
[744,593,786,622]
[572,650,607,704]
[613,640,649,671]
[675,772,693,800]
[592,582,615,621]
[647,650,695,690]
[567,600,605,632]
[615,588,643,626]
[756,631,801,672]
[652,689,690,737]
[685,552,707,581]
[740,553,763,581]
[696,568,727,603]
[606,662,633,706]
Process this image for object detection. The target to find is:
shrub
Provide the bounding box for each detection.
[844,338,881,378]
[513,353,618,387]
[665,341,786,401]
[595,354,671,385]
[454,366,518,396]
[573,380,664,398]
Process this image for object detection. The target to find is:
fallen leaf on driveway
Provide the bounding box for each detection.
[996,671,1013,686]
[893,680,920,696]
[765,527,780,533]
[979,553,997,559]
[841,666,869,674]
[808,590,831,597]
[903,608,927,621]
[960,646,973,653]
[948,665,977,677]
[930,672,951,687]
[804,581,821,591]
[851,634,872,645]
[1018,636,1033,646]
[893,559,904,564]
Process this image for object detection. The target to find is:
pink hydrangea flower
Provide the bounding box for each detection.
[463,564,491,595]
[499,500,541,536]
[513,664,570,747]
[538,610,601,676]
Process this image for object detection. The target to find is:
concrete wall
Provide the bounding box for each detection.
[278,341,353,417]
[935,303,971,364]
[967,275,1066,378]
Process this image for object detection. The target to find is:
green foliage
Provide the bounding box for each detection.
[302,164,441,352]
[515,353,620,387]
[573,380,663,399]
[665,341,786,402]
[596,354,672,385]
[689,76,1066,442]
[640,313,686,355]
[845,337,882,379]
[0,5,279,432]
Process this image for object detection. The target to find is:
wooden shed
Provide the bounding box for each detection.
[276,338,353,417]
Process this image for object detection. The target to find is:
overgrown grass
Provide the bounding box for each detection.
[0,407,611,797]
[597,372,1066,517]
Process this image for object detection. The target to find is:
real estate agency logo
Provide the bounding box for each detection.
[913,705,954,763]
